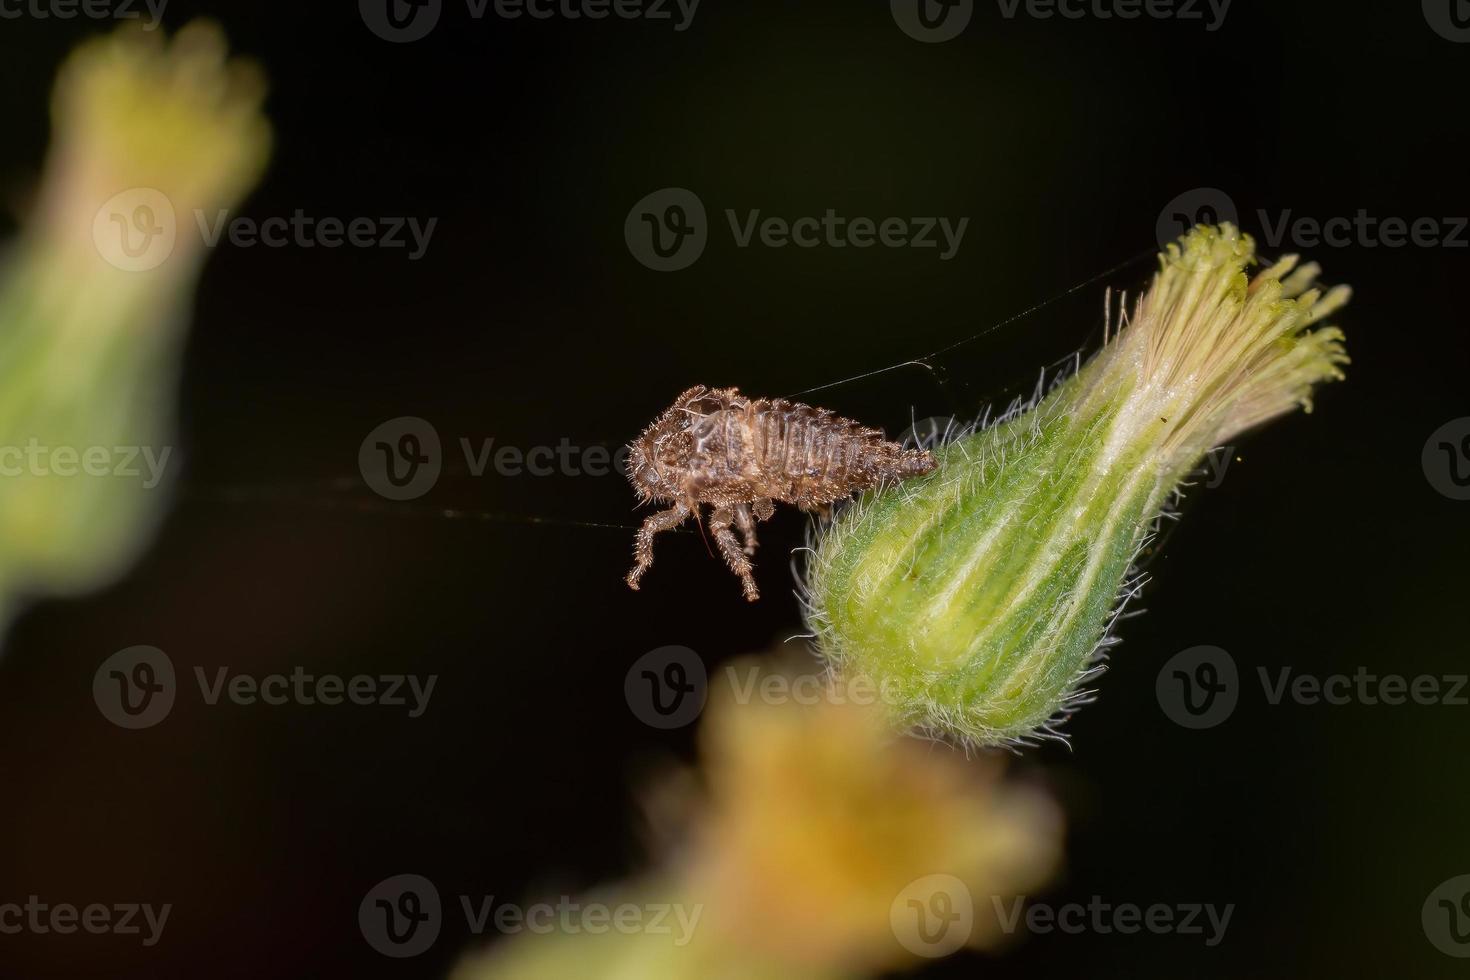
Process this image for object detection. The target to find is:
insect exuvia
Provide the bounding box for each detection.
[625,386,937,601]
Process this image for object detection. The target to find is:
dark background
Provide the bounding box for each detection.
[1,1,1467,976]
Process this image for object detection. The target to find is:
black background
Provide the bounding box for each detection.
[0,1,1467,977]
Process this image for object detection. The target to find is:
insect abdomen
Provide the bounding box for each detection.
[748,398,933,505]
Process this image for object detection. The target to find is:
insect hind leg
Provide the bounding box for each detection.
[733,503,759,556]
[709,505,759,602]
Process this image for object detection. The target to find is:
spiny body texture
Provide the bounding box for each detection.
[806,225,1351,746]
[625,386,935,601]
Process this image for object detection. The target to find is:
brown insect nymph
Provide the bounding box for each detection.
[625,385,937,601]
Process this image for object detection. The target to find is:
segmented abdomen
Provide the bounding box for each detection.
[744,397,933,506]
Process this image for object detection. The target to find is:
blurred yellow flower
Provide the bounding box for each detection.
[683,659,1062,971]
[455,655,1062,979]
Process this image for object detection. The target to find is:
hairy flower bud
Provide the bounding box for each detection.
[806,225,1350,745]
[0,22,269,601]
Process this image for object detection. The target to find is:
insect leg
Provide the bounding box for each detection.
[625,502,691,591]
[733,503,759,556]
[709,505,759,602]
[752,497,775,521]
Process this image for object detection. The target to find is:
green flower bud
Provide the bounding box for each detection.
[806,225,1350,746]
[0,22,269,600]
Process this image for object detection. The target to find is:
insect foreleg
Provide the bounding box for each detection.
[625,501,691,591]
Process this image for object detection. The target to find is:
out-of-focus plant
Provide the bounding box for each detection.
[452,655,1061,979]
[806,225,1350,746]
[0,21,269,615]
